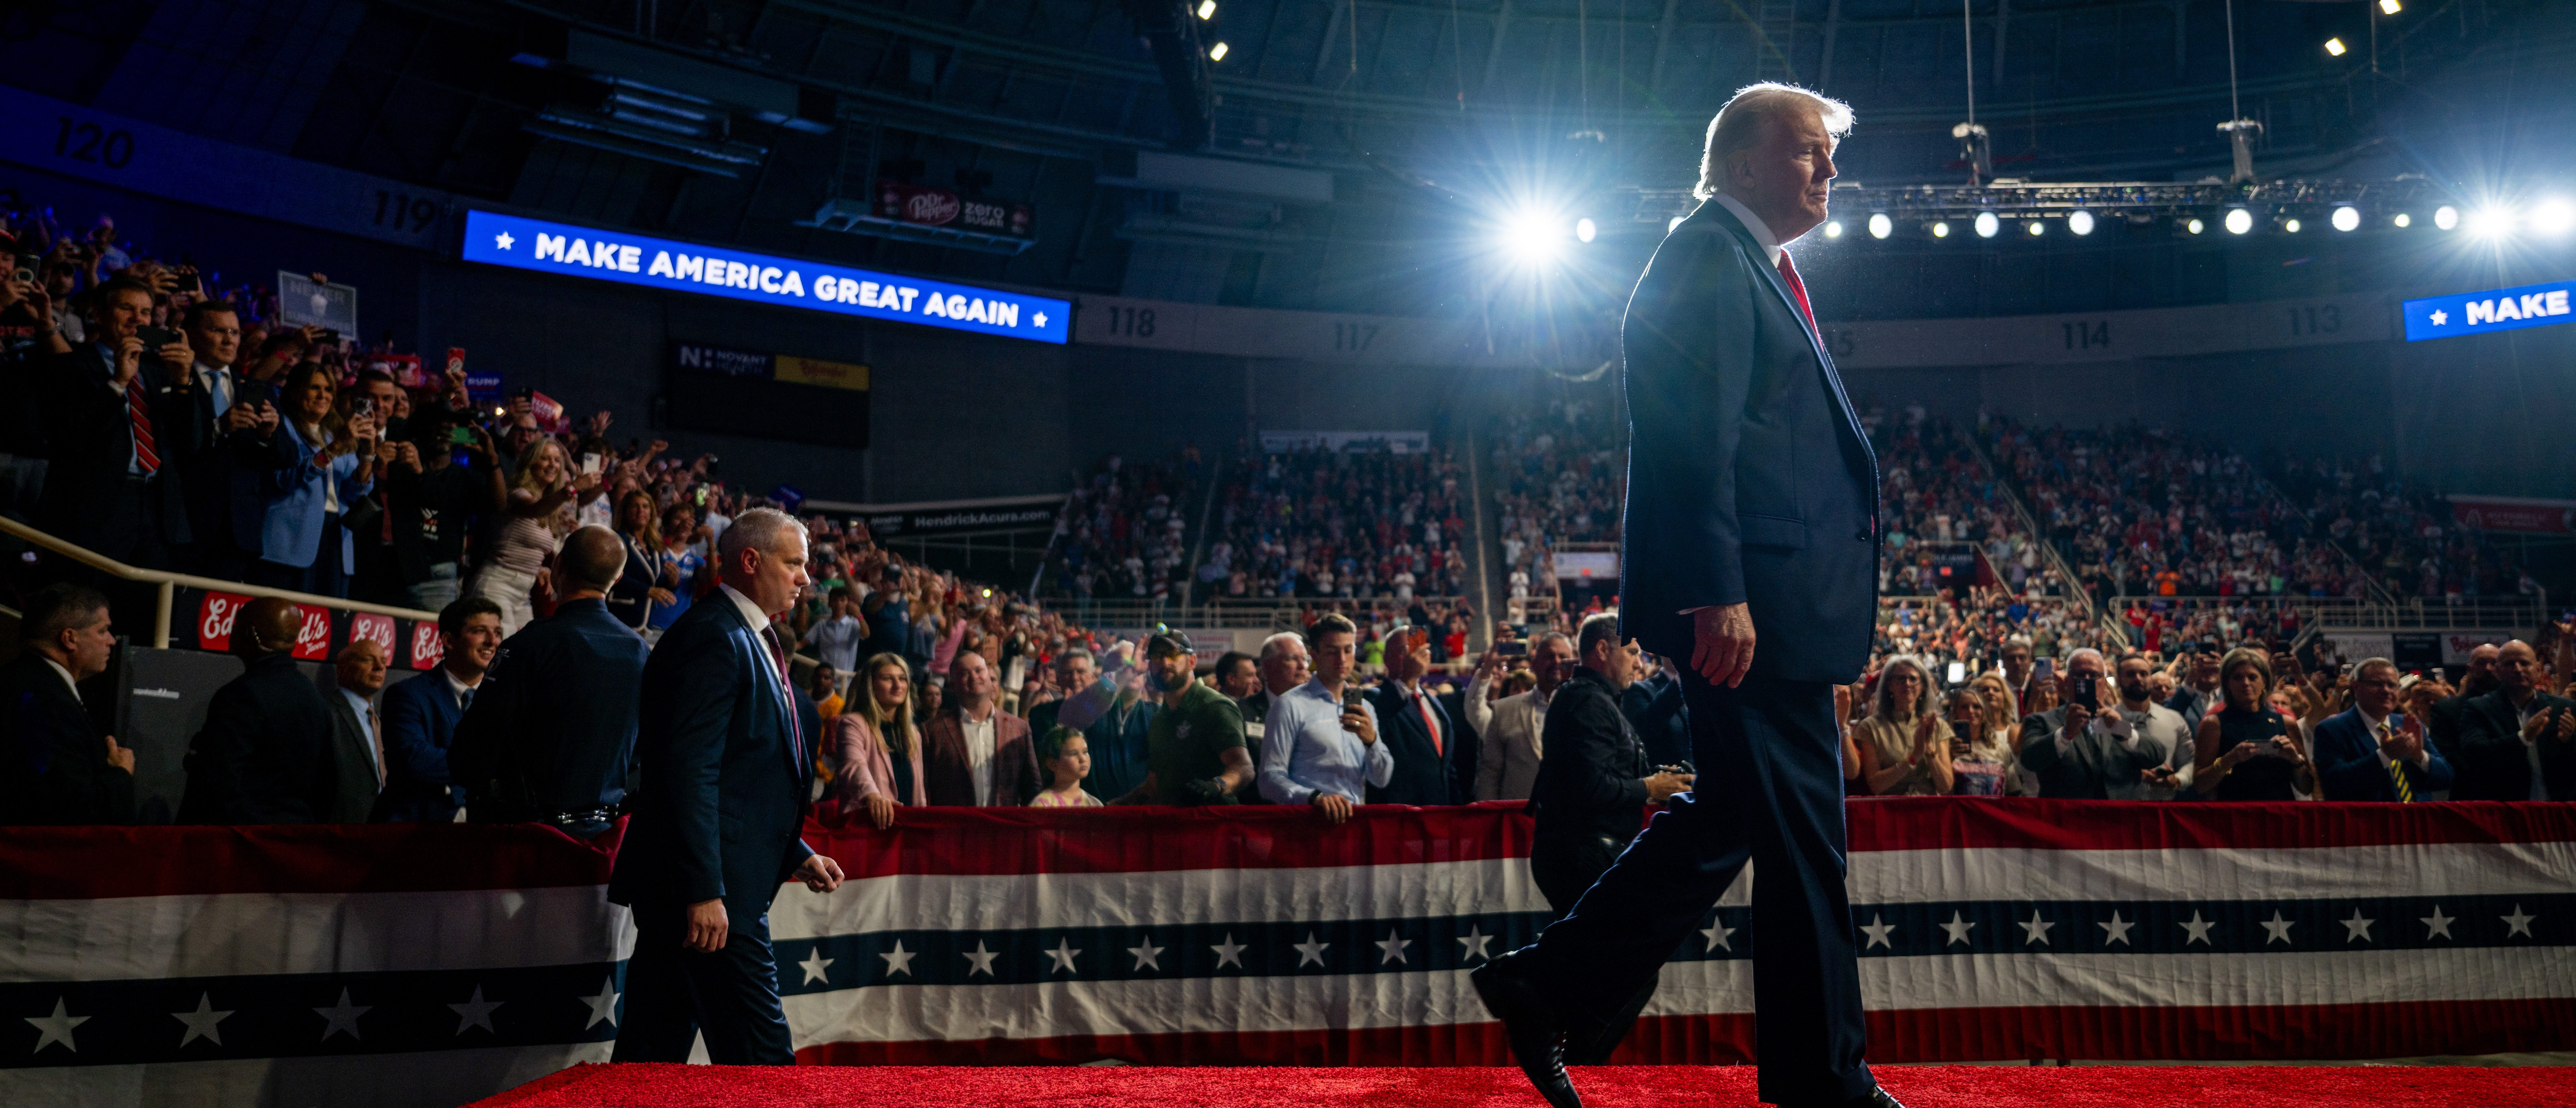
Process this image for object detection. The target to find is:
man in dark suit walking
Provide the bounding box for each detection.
[610,508,844,1065]
[1472,83,1900,1108]
[375,597,504,822]
[1366,625,1459,806]
[2453,640,2576,801]
[177,597,339,824]
[2312,657,2453,802]
[453,526,652,837]
[0,583,135,825]
[323,639,390,823]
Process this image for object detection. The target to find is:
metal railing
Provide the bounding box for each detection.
[2103,593,2547,634]
[0,517,435,648]
[1050,595,1482,632]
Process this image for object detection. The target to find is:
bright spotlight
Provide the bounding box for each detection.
[2325,37,2348,56]
[2331,205,2361,232]
[2027,221,2045,236]
[1974,212,1999,238]
[1931,221,1952,238]
[2465,208,2511,237]
[1668,215,1685,234]
[2284,218,2302,233]
[1504,211,1561,263]
[2533,198,2575,235]
[1823,220,1844,238]
[1208,40,1229,61]
[2378,0,2400,13]
[2224,208,2254,234]
[1576,217,1597,243]
[2394,212,2412,228]
[1197,0,1216,17]
[2187,218,2206,234]
[1868,213,1893,239]
[2434,205,2459,230]
[2068,210,2096,235]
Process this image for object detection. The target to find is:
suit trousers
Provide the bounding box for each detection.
[1520,670,1871,1105]
[612,902,797,1065]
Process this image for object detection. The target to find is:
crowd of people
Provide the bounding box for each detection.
[1044,451,1203,602]
[2270,450,2542,604]
[1194,444,1473,606]
[1487,396,1624,617]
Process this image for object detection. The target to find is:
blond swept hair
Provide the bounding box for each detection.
[1693,82,1856,201]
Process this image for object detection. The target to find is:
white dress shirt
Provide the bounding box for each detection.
[341,687,384,780]
[961,708,999,806]
[1257,679,1392,805]
[1707,192,1785,265]
[43,658,81,702]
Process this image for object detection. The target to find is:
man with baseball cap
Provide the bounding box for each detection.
[1112,629,1254,805]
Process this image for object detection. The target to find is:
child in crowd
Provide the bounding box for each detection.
[1030,726,1102,808]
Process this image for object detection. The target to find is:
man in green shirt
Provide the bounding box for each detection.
[1114,630,1254,805]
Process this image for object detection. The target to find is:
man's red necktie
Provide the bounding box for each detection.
[126,378,160,476]
[1415,691,1442,757]
[1775,249,1818,338]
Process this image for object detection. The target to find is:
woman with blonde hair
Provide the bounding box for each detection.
[468,436,594,634]
[834,652,926,829]
[1853,656,1955,796]
[1951,672,2027,796]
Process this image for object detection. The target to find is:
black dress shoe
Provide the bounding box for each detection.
[1469,955,1583,1108]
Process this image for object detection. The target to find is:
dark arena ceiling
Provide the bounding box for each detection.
[6,0,2571,320]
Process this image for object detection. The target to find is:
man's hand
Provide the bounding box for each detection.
[2061,701,2092,738]
[648,587,678,605]
[253,401,281,436]
[1340,707,1377,746]
[220,402,262,433]
[2383,716,2426,762]
[157,339,193,378]
[113,334,144,387]
[1691,603,1755,688]
[1312,792,1355,823]
[1642,769,1694,805]
[392,441,422,474]
[684,897,729,952]
[2522,707,2553,743]
[103,734,135,774]
[793,852,844,892]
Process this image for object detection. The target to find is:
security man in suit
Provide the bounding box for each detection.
[1365,624,1458,806]
[1531,613,1694,915]
[177,597,339,824]
[2453,639,2576,801]
[323,639,390,823]
[2311,657,2453,802]
[0,583,135,825]
[610,508,844,1065]
[1473,84,1902,1108]
[2426,642,2501,765]
[453,526,651,837]
[36,278,200,570]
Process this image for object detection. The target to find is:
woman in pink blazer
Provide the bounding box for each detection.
[834,653,925,828]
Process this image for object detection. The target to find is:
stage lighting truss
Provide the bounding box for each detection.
[1617,178,2461,242]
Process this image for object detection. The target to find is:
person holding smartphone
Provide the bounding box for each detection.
[2191,648,2316,801]
[1255,613,1389,822]
[2017,648,2171,799]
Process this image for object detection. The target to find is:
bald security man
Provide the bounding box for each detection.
[178,596,340,823]
[453,525,652,837]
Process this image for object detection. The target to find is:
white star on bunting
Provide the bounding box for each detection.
[2502,905,2538,938]
[1939,911,1977,947]
[2098,911,2136,946]
[1376,929,1412,965]
[26,997,88,1054]
[314,988,371,1042]
[2179,911,2216,946]
[1859,914,1895,950]
[963,941,1001,976]
[1046,938,1083,974]
[2018,910,2055,946]
[2260,911,2297,945]
[2421,906,2455,940]
[1211,933,1248,969]
[494,232,515,251]
[172,993,232,1047]
[2340,910,2376,944]
[1292,933,1331,967]
[1457,926,1496,962]
[799,948,836,984]
[1702,920,1736,952]
[1128,938,1165,971]
[579,978,621,1029]
[880,940,917,976]
[448,986,504,1035]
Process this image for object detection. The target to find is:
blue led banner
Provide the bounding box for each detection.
[2402,279,2575,342]
[459,211,1069,344]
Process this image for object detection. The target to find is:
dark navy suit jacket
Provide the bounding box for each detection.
[2311,708,2454,802]
[609,589,817,923]
[376,663,468,822]
[450,597,650,819]
[1616,201,1880,684]
[1365,681,1457,806]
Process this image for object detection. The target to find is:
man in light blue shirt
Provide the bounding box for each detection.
[1257,613,1390,820]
